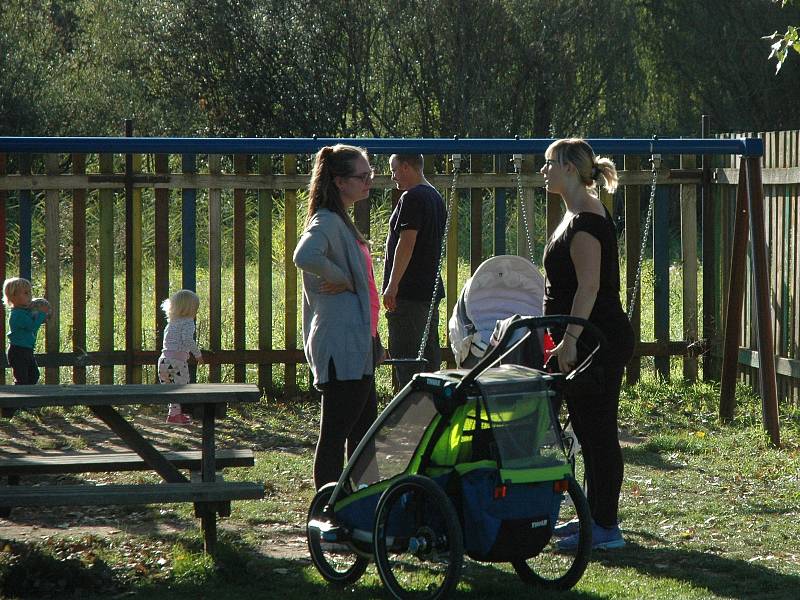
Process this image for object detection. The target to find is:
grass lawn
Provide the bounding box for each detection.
[1,373,799,599]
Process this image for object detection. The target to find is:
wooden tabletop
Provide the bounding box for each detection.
[0,383,261,409]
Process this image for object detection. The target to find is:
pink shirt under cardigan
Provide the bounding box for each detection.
[358,240,380,336]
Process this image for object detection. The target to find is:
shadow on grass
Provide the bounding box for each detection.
[0,530,607,600]
[2,472,200,537]
[622,445,688,471]
[117,555,610,600]
[596,540,799,600]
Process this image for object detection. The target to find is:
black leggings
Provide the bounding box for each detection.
[564,360,626,527]
[314,366,377,490]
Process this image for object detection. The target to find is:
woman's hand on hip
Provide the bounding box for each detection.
[320,281,349,294]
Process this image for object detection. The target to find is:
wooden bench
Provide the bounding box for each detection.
[0,448,255,477]
[0,383,264,554]
[0,481,264,506]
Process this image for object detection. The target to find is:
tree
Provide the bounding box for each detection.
[0,1,68,135]
[764,0,799,72]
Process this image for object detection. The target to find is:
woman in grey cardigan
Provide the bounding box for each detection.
[293,144,381,489]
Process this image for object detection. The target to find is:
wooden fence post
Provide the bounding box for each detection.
[131,151,143,384]
[624,154,641,384]
[258,155,274,391]
[181,153,197,383]
[792,130,800,404]
[207,154,222,383]
[493,155,506,256]
[99,153,115,384]
[182,154,197,293]
[446,156,459,348]
[681,153,698,381]
[18,154,32,281]
[469,154,483,274]
[653,182,670,379]
[72,153,87,384]
[516,154,536,261]
[234,154,248,383]
[701,115,720,380]
[0,152,6,384]
[154,154,170,374]
[284,154,298,398]
[124,120,139,384]
[44,153,60,384]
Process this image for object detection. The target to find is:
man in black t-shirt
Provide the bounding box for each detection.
[383,153,446,388]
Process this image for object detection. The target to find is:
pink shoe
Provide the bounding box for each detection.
[166,412,192,425]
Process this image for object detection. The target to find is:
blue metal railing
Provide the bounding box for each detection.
[0,136,764,156]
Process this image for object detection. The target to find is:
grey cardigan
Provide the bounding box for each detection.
[293,209,373,386]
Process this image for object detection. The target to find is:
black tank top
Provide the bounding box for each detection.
[542,208,633,361]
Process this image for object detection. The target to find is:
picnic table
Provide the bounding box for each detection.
[0,383,265,554]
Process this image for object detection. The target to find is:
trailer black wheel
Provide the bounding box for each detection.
[511,476,591,590]
[373,475,463,599]
[307,483,369,586]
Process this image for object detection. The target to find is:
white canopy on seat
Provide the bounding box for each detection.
[448,255,545,368]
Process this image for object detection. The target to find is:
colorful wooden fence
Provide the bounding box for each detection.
[0,135,791,406]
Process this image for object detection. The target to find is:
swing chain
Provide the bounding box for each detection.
[416,154,461,361]
[513,154,536,262]
[627,152,661,320]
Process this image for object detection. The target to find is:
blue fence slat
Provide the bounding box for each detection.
[181,154,196,292]
[0,137,763,157]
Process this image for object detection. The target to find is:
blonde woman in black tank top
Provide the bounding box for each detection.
[540,138,634,551]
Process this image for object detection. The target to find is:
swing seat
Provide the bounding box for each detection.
[448,255,545,368]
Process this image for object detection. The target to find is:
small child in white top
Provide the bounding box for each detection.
[158,289,203,424]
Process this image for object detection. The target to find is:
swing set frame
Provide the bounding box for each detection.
[0,134,780,445]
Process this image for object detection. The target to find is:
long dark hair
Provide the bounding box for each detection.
[306,144,368,242]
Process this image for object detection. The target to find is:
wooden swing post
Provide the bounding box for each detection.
[719,151,780,447]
